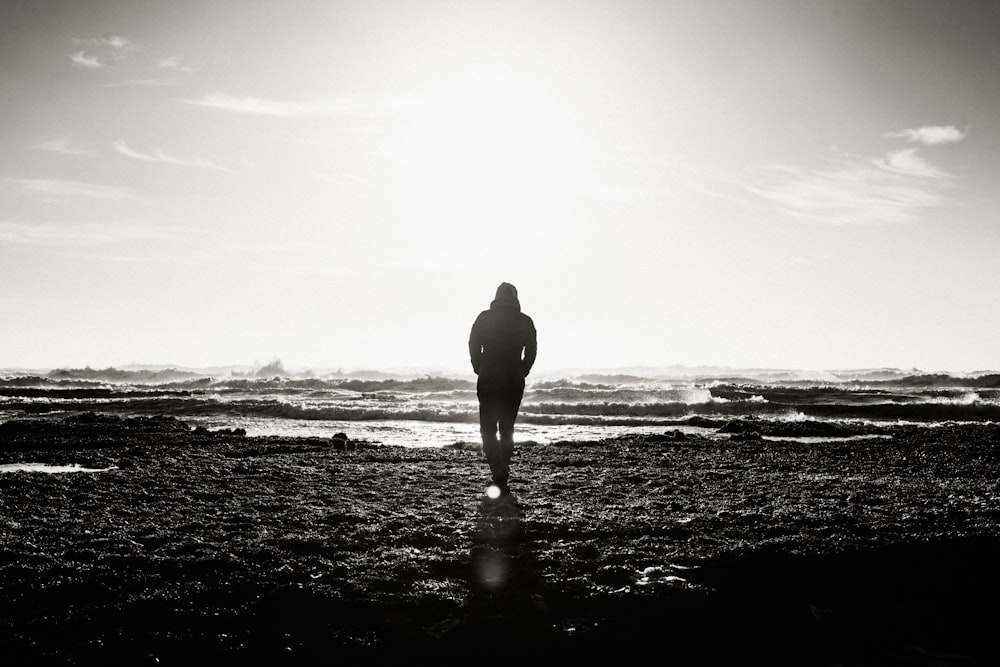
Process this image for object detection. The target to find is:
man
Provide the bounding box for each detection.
[469,282,537,495]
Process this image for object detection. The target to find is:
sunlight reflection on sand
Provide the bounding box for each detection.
[0,463,116,474]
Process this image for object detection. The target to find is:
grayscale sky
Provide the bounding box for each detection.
[2,0,999,372]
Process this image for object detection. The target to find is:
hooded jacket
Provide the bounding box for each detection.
[469,283,537,379]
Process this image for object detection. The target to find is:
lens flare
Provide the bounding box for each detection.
[472,548,509,591]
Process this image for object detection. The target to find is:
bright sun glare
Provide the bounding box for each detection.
[397,91,583,248]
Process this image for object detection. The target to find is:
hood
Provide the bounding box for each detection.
[490,282,521,311]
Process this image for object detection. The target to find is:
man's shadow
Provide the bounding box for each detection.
[471,491,525,592]
[439,490,557,645]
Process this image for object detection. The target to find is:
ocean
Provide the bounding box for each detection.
[2,368,999,447]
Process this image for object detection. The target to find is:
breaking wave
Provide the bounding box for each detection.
[6,393,1000,425]
[5,371,1000,442]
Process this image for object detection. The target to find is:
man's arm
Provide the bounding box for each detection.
[521,317,537,377]
[468,314,484,375]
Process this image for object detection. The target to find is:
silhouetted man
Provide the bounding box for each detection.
[469,282,537,495]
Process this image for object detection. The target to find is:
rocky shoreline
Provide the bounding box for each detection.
[2,414,1000,664]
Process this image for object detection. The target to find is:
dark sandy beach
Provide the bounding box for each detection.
[2,414,1000,665]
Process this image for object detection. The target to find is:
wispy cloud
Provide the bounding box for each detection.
[6,178,137,202]
[101,79,175,88]
[518,141,752,212]
[112,140,231,172]
[0,220,166,247]
[69,50,103,68]
[68,34,138,69]
[179,92,430,117]
[33,137,96,157]
[157,55,193,72]
[0,219,218,261]
[101,35,135,52]
[180,93,307,116]
[874,148,950,179]
[884,125,966,146]
[746,147,954,225]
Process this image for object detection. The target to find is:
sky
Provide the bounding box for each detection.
[2,0,999,374]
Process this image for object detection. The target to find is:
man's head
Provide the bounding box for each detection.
[491,282,520,309]
[495,282,518,301]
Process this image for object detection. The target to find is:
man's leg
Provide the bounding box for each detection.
[479,395,507,484]
[497,390,522,474]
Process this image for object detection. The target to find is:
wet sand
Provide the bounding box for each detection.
[2,414,1000,665]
